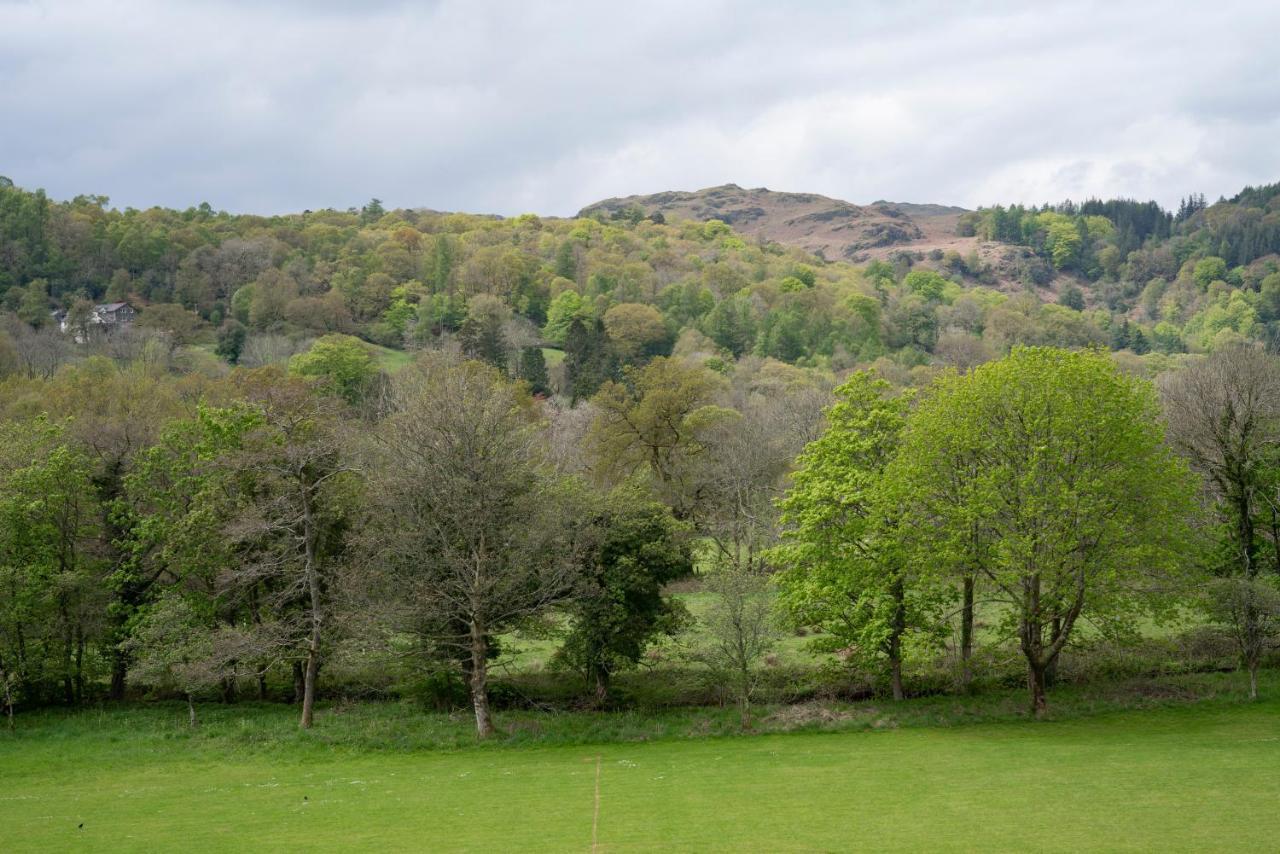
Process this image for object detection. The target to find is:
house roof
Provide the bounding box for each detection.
[95,302,131,312]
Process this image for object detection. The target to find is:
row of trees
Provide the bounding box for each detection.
[0,344,830,734]
[773,346,1280,714]
[2,307,1278,727]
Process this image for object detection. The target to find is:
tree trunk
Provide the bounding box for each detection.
[469,620,494,738]
[300,648,320,729]
[59,597,74,705]
[3,672,13,730]
[737,660,753,730]
[74,624,85,703]
[959,575,975,691]
[888,576,906,701]
[300,472,323,731]
[1249,662,1258,700]
[258,673,268,702]
[1044,617,1062,688]
[291,662,305,704]
[110,654,128,701]
[1028,662,1048,718]
[187,693,198,728]
[592,667,610,709]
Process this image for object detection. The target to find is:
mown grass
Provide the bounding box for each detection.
[4,674,1279,851]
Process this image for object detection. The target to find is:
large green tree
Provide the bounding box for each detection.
[893,347,1198,715]
[772,372,944,700]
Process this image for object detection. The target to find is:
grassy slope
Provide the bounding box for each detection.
[366,342,415,373]
[5,686,1279,851]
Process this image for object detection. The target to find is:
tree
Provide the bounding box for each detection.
[360,198,385,225]
[1193,256,1228,290]
[691,389,806,577]
[367,355,585,737]
[223,370,356,728]
[542,290,589,344]
[1161,346,1280,697]
[16,279,50,328]
[516,346,551,396]
[458,294,510,371]
[288,334,377,406]
[556,490,692,705]
[1058,285,1085,311]
[136,303,202,346]
[772,372,940,700]
[698,567,778,728]
[563,318,616,404]
[116,404,260,702]
[1206,577,1280,699]
[894,348,1198,715]
[215,320,247,364]
[32,358,181,701]
[588,357,732,513]
[0,419,102,707]
[125,592,228,727]
[554,240,577,281]
[903,269,949,302]
[603,302,669,363]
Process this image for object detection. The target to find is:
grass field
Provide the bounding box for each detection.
[365,342,416,373]
[5,684,1279,852]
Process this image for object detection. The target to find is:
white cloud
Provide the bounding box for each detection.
[0,0,1276,214]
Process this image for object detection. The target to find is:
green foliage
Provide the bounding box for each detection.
[772,373,945,687]
[890,347,1200,711]
[1193,256,1228,289]
[542,290,590,344]
[516,346,551,395]
[458,294,510,371]
[902,269,949,301]
[288,334,378,404]
[588,357,732,507]
[556,490,693,701]
[214,320,247,364]
[0,418,102,706]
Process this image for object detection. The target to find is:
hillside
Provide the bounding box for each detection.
[580,184,971,261]
[2,175,1278,392]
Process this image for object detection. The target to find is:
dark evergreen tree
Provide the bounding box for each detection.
[554,240,577,281]
[564,317,616,404]
[215,319,247,364]
[459,311,508,372]
[1110,319,1132,351]
[517,346,551,396]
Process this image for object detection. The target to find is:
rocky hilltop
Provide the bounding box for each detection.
[580,184,969,261]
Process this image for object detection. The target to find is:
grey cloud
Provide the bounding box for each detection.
[0,0,1276,215]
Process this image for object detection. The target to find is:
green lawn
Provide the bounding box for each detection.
[5,697,1279,851]
[366,342,415,373]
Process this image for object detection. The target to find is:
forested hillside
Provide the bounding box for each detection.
[959,183,1280,353]
[4,176,1276,396]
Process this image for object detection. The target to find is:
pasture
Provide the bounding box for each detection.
[5,689,1278,852]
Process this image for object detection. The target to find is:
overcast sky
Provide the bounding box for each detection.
[2,1,1277,216]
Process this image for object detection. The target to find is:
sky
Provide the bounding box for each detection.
[2,0,1278,216]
